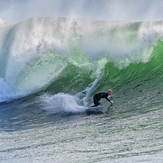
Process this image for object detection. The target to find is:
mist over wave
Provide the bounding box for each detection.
[1,0,163,22]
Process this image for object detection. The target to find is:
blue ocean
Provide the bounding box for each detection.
[0,1,163,162]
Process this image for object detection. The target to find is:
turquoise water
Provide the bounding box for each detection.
[0,17,163,162]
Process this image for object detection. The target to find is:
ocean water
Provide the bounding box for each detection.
[0,5,163,163]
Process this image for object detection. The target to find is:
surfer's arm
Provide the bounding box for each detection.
[105,97,112,104]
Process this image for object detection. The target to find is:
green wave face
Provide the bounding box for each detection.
[99,40,163,111]
[43,39,163,109]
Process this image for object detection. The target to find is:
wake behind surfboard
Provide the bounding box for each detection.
[86,106,104,113]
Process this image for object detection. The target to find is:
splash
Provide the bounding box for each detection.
[40,93,86,114]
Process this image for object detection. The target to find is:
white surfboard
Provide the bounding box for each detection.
[86,106,104,113]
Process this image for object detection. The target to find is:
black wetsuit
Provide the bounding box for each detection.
[92,92,111,107]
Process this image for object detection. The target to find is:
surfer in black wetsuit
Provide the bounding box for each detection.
[92,89,113,107]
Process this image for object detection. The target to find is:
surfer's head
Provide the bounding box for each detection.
[107,89,112,95]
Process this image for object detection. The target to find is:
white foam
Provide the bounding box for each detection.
[40,93,86,114]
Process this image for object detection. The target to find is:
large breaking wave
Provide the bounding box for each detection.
[0,17,163,106]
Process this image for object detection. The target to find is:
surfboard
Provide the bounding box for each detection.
[86,106,104,113]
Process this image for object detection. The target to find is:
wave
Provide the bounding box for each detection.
[0,17,163,104]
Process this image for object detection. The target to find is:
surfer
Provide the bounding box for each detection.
[92,89,113,107]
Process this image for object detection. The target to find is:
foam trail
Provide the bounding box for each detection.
[40,93,86,115]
